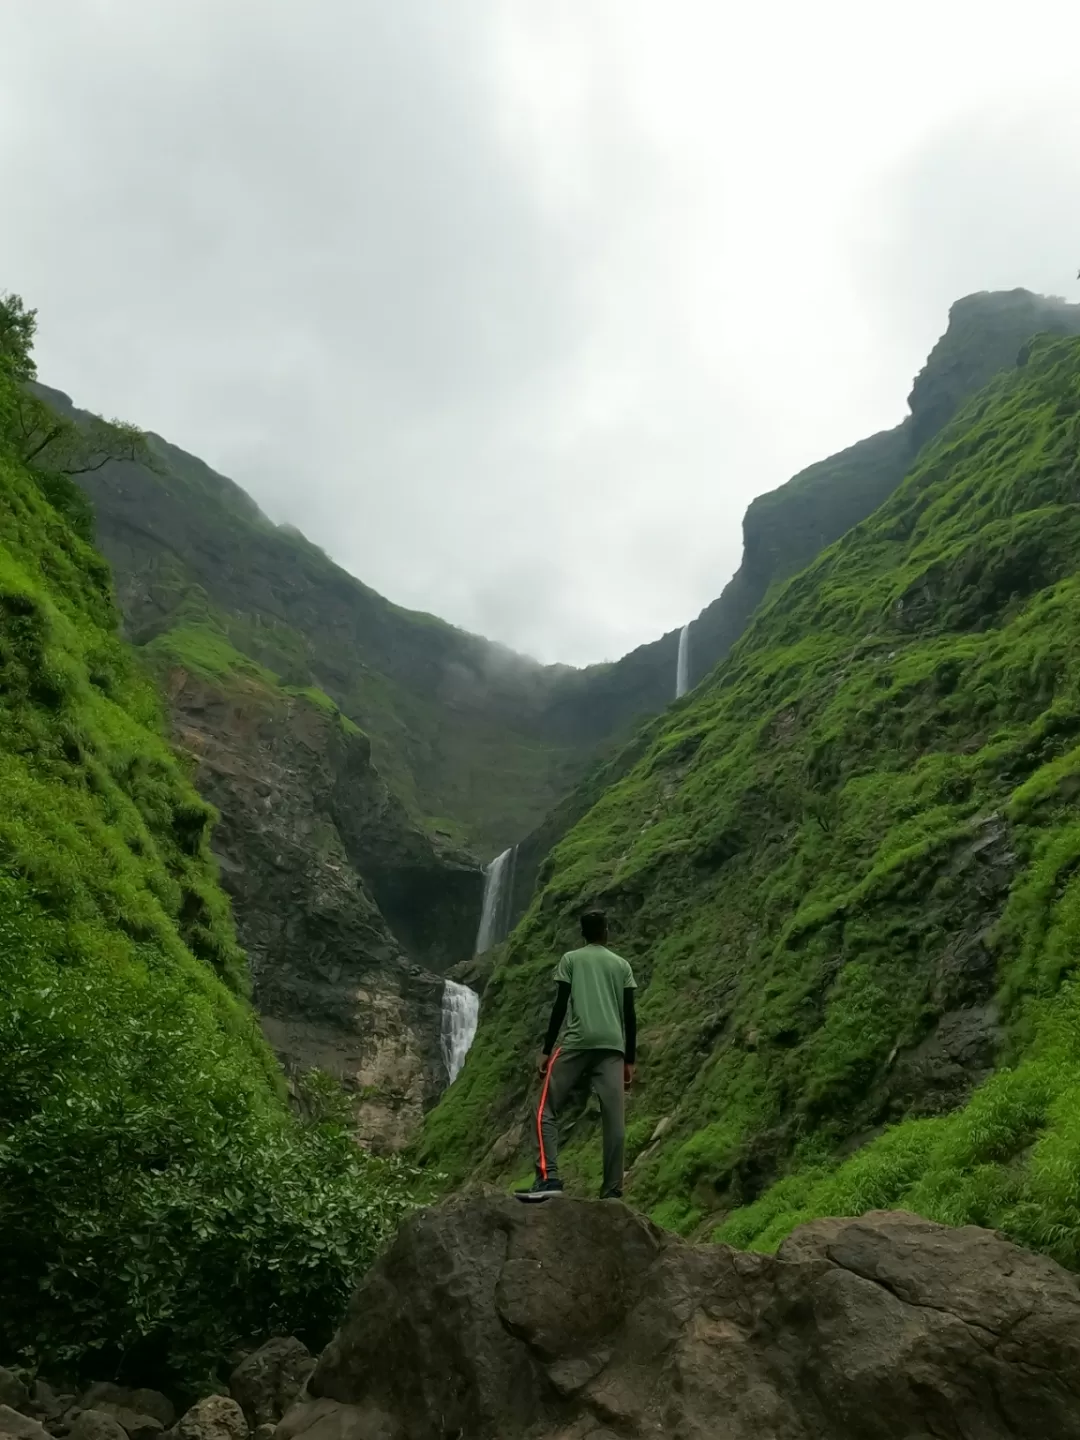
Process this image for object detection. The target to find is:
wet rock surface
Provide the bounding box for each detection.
[285,1192,1080,1439]
[229,1340,314,1431]
[171,1398,247,1440]
[165,671,474,1148]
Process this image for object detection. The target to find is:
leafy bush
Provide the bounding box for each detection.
[0,891,422,1379]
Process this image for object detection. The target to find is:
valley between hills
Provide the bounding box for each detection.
[5,286,1080,1429]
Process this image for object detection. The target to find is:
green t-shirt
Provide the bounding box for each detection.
[553,944,637,1053]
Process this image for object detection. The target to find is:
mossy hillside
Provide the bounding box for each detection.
[142,609,364,736]
[39,381,602,855]
[498,290,1080,929]
[0,347,421,1382]
[421,335,1080,1265]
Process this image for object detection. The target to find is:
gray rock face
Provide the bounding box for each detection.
[171,1397,247,1440]
[0,1409,49,1440]
[0,1377,29,1415]
[288,1193,1080,1439]
[230,1338,313,1429]
[80,1389,174,1431]
[67,1412,129,1440]
[83,1411,160,1440]
[165,671,461,1149]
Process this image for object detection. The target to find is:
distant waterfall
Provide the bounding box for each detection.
[675,623,690,699]
[475,846,517,954]
[441,980,479,1083]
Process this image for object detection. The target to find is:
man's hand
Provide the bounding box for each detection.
[623,1063,636,1090]
[536,1050,550,1078]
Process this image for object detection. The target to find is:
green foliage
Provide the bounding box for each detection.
[0,877,422,1381]
[0,324,424,1384]
[10,392,154,494]
[143,619,280,687]
[142,616,369,746]
[0,292,37,382]
[421,335,1080,1267]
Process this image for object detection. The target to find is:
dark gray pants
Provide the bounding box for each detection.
[538,1048,625,1197]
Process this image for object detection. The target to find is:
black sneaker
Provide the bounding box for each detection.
[600,1188,623,1200]
[515,1176,565,1203]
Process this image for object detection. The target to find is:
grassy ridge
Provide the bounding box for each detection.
[421,335,1080,1264]
[0,329,421,1383]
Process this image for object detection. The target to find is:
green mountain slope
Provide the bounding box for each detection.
[421,333,1080,1268]
[503,290,1080,925]
[0,313,419,1380]
[40,292,1076,875]
[37,383,679,856]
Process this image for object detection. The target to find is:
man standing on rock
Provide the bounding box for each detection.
[517,909,637,1201]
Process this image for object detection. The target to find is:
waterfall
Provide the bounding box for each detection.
[675,623,690,699]
[441,980,479,1084]
[475,845,517,954]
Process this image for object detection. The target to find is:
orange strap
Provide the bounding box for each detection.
[536,1047,562,1180]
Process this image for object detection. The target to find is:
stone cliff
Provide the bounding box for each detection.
[688,288,1080,692]
[161,664,480,1149]
[280,1193,1080,1438]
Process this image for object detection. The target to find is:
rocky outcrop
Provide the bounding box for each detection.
[0,1356,301,1440]
[283,1193,1080,1439]
[688,288,1080,695]
[164,667,478,1149]
[171,1398,247,1440]
[0,1384,174,1440]
[229,1340,314,1432]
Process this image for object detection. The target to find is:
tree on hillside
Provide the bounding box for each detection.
[1,289,155,478]
[12,394,151,476]
[0,292,37,382]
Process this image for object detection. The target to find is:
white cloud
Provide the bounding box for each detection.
[2,0,1079,663]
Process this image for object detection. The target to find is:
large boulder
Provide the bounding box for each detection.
[67,1412,130,1440]
[284,1191,1080,1440]
[79,1390,173,1432]
[78,1411,160,1440]
[0,1408,49,1440]
[230,1339,313,1429]
[27,1381,70,1425]
[171,1398,246,1440]
[0,1376,29,1415]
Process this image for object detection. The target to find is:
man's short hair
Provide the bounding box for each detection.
[580,909,608,944]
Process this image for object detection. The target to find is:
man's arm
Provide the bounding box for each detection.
[623,987,636,1065]
[537,981,571,1073]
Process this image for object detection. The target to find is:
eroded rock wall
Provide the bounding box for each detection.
[284,1193,1080,1439]
[165,667,481,1148]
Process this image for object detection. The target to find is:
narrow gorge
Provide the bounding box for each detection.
[6,283,1080,1434]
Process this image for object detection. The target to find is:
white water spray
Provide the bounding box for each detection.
[475,846,516,954]
[675,623,690,699]
[441,980,479,1084]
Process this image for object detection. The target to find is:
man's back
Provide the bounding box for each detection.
[554,943,635,1053]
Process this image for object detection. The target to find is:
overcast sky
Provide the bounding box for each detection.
[3,1,1080,665]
